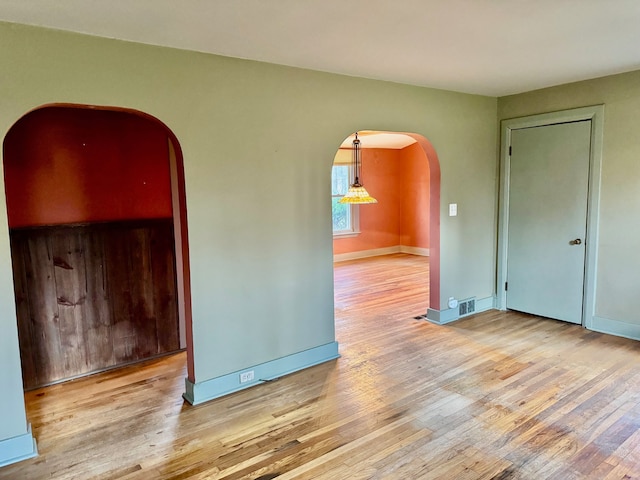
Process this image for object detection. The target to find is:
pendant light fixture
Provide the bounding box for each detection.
[339,132,378,204]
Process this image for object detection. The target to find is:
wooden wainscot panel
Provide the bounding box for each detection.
[10,219,180,390]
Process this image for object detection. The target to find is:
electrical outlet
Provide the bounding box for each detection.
[239,370,255,383]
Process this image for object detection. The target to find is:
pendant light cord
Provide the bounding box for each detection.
[354,132,361,186]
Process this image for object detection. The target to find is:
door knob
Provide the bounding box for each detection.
[569,238,582,245]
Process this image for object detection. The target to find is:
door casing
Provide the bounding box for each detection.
[497,105,604,329]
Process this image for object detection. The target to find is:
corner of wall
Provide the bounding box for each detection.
[0,424,37,468]
[184,342,340,405]
[426,296,495,325]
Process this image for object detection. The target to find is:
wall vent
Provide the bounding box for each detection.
[458,297,476,318]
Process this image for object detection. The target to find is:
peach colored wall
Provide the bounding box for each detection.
[333,148,401,254]
[3,107,173,228]
[400,142,430,248]
[333,143,430,255]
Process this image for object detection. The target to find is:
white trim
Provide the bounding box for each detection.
[334,245,429,262]
[332,230,360,239]
[183,342,339,405]
[334,246,401,262]
[400,246,429,257]
[591,316,640,342]
[332,164,360,235]
[426,296,495,325]
[331,204,360,237]
[0,424,37,467]
[426,306,458,325]
[497,105,604,332]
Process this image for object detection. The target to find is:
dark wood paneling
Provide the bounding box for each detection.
[104,227,136,363]
[10,237,38,385]
[150,225,179,352]
[11,219,180,390]
[84,230,114,368]
[52,230,86,377]
[27,233,64,385]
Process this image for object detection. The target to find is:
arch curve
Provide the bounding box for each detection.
[401,131,441,310]
[3,103,194,383]
[333,130,440,310]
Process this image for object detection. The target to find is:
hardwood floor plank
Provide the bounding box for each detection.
[4,254,640,479]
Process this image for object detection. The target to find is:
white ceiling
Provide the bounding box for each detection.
[1,1,640,96]
[339,132,417,150]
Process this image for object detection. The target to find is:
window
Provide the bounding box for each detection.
[332,165,359,235]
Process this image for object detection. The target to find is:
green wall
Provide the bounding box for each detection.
[499,70,640,336]
[0,21,498,451]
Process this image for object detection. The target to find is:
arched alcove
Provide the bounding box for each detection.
[3,104,193,389]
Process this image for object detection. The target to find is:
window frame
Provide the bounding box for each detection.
[331,164,360,237]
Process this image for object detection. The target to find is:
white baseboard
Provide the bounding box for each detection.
[183,342,340,405]
[334,246,400,262]
[400,246,430,257]
[426,296,495,325]
[334,245,429,262]
[590,316,640,342]
[0,424,37,467]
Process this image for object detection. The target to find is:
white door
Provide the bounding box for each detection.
[506,121,591,324]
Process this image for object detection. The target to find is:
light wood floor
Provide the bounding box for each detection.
[3,253,640,479]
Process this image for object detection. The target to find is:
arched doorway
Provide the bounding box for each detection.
[331,130,440,313]
[3,104,193,389]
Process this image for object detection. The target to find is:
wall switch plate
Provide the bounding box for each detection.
[449,203,458,216]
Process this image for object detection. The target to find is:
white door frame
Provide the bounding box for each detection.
[497,105,604,328]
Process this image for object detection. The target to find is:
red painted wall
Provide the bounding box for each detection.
[333,143,429,255]
[3,107,172,228]
[400,142,430,248]
[333,149,401,254]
